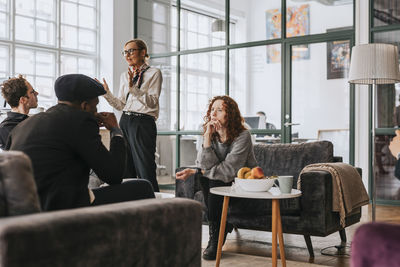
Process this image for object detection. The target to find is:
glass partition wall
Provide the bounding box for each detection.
[136,0,355,185]
[291,41,351,163]
[370,0,400,204]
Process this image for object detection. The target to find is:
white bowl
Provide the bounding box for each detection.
[234,177,276,192]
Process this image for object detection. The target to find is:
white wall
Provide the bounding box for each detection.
[291,43,350,138]
[99,0,134,116]
[112,0,134,95]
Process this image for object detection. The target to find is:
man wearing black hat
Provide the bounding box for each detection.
[7,74,155,211]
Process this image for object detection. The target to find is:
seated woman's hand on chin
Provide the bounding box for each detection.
[176,168,197,180]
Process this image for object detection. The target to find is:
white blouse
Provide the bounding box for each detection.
[103,67,162,120]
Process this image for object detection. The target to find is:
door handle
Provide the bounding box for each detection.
[284,122,300,127]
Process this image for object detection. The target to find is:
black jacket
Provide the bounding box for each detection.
[0,112,28,149]
[8,104,126,211]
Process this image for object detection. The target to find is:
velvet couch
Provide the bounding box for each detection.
[176,141,363,258]
[351,222,400,267]
[0,151,202,267]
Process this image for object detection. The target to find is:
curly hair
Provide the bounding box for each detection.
[203,95,246,145]
[1,75,28,108]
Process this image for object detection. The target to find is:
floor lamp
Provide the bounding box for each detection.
[348,43,400,221]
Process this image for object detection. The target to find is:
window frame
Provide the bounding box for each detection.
[0,0,100,109]
[134,0,356,171]
[368,0,400,206]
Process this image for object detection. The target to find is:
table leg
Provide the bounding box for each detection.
[277,201,286,267]
[215,196,230,267]
[272,199,278,267]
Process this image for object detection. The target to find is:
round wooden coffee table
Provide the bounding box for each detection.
[210,186,302,267]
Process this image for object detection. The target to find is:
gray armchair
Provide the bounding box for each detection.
[176,141,363,258]
[0,151,202,267]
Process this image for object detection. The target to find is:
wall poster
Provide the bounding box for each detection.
[265,4,310,63]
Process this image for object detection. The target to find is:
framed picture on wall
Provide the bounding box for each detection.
[265,4,310,63]
[326,40,350,79]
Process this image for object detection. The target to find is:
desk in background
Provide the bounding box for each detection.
[255,136,281,144]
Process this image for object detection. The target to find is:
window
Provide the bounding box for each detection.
[15,47,55,106]
[138,0,354,183]
[15,0,56,45]
[0,0,99,109]
[141,2,226,131]
[371,0,400,204]
[138,0,177,54]
[61,0,97,51]
[373,0,400,27]
[0,45,8,78]
[180,50,225,131]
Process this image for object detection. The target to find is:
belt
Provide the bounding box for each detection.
[123,111,154,119]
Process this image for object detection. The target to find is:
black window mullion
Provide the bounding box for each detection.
[133,0,137,38]
[225,0,229,95]
[176,0,181,168]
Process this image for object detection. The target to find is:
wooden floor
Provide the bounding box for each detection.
[376,164,400,201]
[158,174,400,266]
[202,204,400,267]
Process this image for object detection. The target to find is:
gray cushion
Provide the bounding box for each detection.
[254,140,334,185]
[230,141,334,218]
[0,151,41,217]
[0,198,202,267]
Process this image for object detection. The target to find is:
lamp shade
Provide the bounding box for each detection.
[348,43,400,84]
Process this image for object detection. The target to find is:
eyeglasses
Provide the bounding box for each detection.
[122,48,142,56]
[24,89,37,98]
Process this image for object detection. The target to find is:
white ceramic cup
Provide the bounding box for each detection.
[275,176,293,194]
[155,192,175,199]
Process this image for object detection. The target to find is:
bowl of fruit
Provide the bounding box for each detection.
[235,167,277,192]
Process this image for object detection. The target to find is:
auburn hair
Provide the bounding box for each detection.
[203,95,246,145]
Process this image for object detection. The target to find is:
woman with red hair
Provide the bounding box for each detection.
[176,95,257,260]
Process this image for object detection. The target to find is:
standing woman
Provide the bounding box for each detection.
[176,95,257,260]
[99,39,162,192]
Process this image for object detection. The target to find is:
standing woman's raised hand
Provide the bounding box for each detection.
[95,78,110,93]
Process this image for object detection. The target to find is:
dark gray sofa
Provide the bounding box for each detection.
[176,141,363,258]
[0,151,202,267]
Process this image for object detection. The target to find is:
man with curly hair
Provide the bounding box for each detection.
[0,75,38,149]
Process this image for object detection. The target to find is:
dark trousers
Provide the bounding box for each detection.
[199,176,232,222]
[119,113,159,192]
[91,179,155,205]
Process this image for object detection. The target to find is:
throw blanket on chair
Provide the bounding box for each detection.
[297,163,369,227]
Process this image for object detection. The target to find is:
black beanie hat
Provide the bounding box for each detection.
[54,74,106,102]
